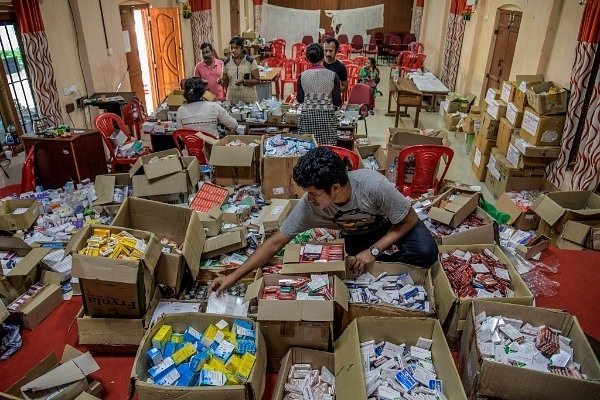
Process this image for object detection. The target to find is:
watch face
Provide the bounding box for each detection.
[370,246,380,256]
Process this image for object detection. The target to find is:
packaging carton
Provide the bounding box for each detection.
[515,234,551,259]
[92,173,131,206]
[1,345,101,400]
[0,236,50,305]
[129,149,183,181]
[386,128,448,169]
[496,117,520,156]
[112,197,206,296]
[166,89,185,110]
[506,143,553,170]
[281,243,347,274]
[520,109,565,146]
[512,136,561,158]
[356,144,388,174]
[0,300,7,323]
[434,207,497,245]
[339,261,435,334]
[273,348,334,400]
[485,98,507,120]
[446,92,476,113]
[335,317,467,400]
[209,135,261,186]
[526,81,568,115]
[479,113,500,140]
[473,130,496,155]
[201,227,247,260]
[67,225,161,318]
[130,313,266,400]
[443,112,461,131]
[76,308,147,350]
[532,190,600,236]
[132,156,200,198]
[6,270,63,330]
[254,199,296,235]
[188,182,229,213]
[470,143,489,181]
[0,199,40,231]
[485,148,546,199]
[260,134,318,202]
[503,75,544,109]
[433,244,534,343]
[241,30,259,39]
[559,220,600,250]
[505,102,524,127]
[462,113,481,134]
[428,189,480,228]
[196,206,223,237]
[459,302,600,400]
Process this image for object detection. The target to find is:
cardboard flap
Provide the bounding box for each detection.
[562,221,593,245]
[515,75,544,91]
[65,226,90,256]
[334,319,367,399]
[61,344,84,362]
[182,211,206,279]
[41,270,63,285]
[444,194,472,213]
[243,278,262,304]
[279,262,346,275]
[494,193,521,224]
[531,195,565,226]
[333,275,348,311]
[207,206,223,220]
[431,261,456,323]
[8,247,51,277]
[72,258,140,283]
[0,235,32,254]
[0,301,8,324]
[210,146,255,167]
[20,352,99,391]
[93,175,116,205]
[203,230,244,253]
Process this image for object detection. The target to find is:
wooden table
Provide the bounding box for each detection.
[408,72,449,112]
[259,67,281,82]
[385,77,423,128]
[257,67,282,100]
[22,130,108,189]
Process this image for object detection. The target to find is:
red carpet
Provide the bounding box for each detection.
[536,247,600,341]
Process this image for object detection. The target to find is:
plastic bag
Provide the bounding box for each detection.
[521,270,560,297]
[0,324,22,360]
[479,198,510,225]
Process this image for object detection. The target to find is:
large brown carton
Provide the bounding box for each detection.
[505,102,524,127]
[254,199,297,237]
[386,128,448,171]
[496,117,519,156]
[486,148,546,199]
[520,109,565,146]
[503,75,544,109]
[201,227,247,260]
[131,156,200,199]
[76,308,147,349]
[355,144,388,174]
[526,81,568,115]
[479,113,500,140]
[335,317,467,400]
[112,197,205,296]
[428,188,480,228]
[209,135,261,186]
[470,142,490,182]
[0,199,40,231]
[67,225,161,318]
[130,313,266,400]
[273,348,334,400]
[260,134,317,202]
[459,302,600,400]
[485,98,507,120]
[433,244,534,343]
[531,191,600,237]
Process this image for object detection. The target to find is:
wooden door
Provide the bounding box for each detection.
[120,7,147,111]
[150,7,185,102]
[230,0,240,37]
[486,9,521,90]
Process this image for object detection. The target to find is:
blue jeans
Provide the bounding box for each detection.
[342,220,438,268]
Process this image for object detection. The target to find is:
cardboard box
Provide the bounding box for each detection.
[386,128,448,169]
[505,102,524,127]
[209,135,261,186]
[273,348,334,400]
[196,206,223,237]
[112,197,205,296]
[109,129,128,147]
[446,93,476,113]
[520,109,565,146]
[255,199,296,234]
[76,307,147,349]
[560,220,600,250]
[356,144,388,174]
[201,227,247,260]
[130,313,266,400]
[0,237,50,305]
[67,225,161,318]
[1,345,101,400]
[485,148,546,199]
[500,80,516,103]
[485,88,501,104]
[433,244,534,342]
[526,81,568,115]
[92,173,131,206]
[515,234,551,258]
[260,134,317,202]
[0,300,7,323]
[0,199,40,231]
[132,156,200,199]
[339,261,436,334]
[506,143,553,170]
[335,317,467,400]
[129,148,183,181]
[470,145,489,182]
[496,118,520,156]
[459,302,600,400]
[461,113,481,134]
[166,89,185,110]
[431,207,497,246]
[474,130,496,155]
[504,75,544,109]
[428,189,480,228]
[480,113,500,140]
[444,112,461,131]
[532,190,600,234]
[6,270,63,330]
[281,243,347,274]
[485,98,507,120]
[241,30,259,39]
[512,136,561,158]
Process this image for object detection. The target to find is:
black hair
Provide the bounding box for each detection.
[200,43,213,51]
[323,37,339,51]
[183,77,205,103]
[306,43,324,64]
[229,36,244,47]
[368,57,377,67]
[293,147,349,193]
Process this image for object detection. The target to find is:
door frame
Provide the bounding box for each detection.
[484,8,522,91]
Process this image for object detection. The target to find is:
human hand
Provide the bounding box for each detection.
[208,274,239,297]
[235,80,245,86]
[349,250,375,275]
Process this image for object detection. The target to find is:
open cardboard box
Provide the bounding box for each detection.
[196,206,223,237]
[531,190,600,234]
[112,197,205,296]
[129,148,183,181]
[355,144,388,174]
[281,242,347,276]
[0,345,102,400]
[132,156,200,198]
[0,199,40,231]
[130,313,266,400]
[66,225,161,318]
[429,207,498,245]
[209,135,261,186]
[501,75,544,108]
[272,348,334,400]
[335,317,467,400]
[557,220,600,250]
[428,189,480,228]
[459,301,600,400]
[201,227,247,260]
[433,244,534,344]
[254,199,296,235]
[526,81,568,116]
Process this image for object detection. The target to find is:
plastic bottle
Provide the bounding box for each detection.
[391,67,400,83]
[5,130,14,156]
[386,160,397,184]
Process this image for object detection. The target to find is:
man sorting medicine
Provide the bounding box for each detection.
[209,146,438,295]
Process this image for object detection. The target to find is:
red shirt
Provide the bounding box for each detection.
[194,58,225,100]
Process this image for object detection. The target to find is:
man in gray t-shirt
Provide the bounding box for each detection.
[209,147,438,295]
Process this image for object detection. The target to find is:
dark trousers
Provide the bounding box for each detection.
[342,219,438,268]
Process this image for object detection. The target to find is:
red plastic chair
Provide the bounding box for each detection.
[409,42,425,54]
[20,145,36,194]
[353,56,367,67]
[388,35,403,63]
[341,58,354,67]
[271,41,286,59]
[262,57,282,98]
[364,35,378,57]
[172,129,213,165]
[285,93,297,103]
[320,144,360,171]
[346,83,372,135]
[411,53,427,71]
[301,35,314,45]
[337,54,349,61]
[291,43,306,60]
[94,112,151,172]
[338,43,352,59]
[122,97,146,140]
[296,58,311,75]
[394,145,454,197]
[279,59,298,98]
[345,64,360,101]
[337,34,349,44]
[398,51,414,77]
[350,35,364,55]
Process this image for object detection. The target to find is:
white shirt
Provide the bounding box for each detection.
[175,100,238,137]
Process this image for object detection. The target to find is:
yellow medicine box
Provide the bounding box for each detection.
[152,324,172,350]
[171,342,197,364]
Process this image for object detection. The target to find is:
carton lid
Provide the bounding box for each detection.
[494,193,522,224]
[0,235,32,255]
[21,351,99,392]
[93,174,116,205]
[129,148,182,179]
[531,193,568,226]
[562,220,599,245]
[8,247,51,277]
[0,301,7,324]
[181,211,206,279]
[209,146,255,167]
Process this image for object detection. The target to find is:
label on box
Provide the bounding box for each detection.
[486,88,500,103]
[514,138,530,154]
[501,82,513,103]
[488,162,500,180]
[486,100,499,119]
[272,187,284,195]
[474,148,482,168]
[506,144,520,168]
[522,111,539,135]
[270,205,284,215]
[541,130,559,143]
[506,103,519,125]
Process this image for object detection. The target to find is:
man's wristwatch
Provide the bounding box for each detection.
[369,245,381,257]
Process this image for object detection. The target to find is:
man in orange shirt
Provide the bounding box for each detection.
[194,43,226,101]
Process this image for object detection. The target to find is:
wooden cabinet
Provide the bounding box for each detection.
[22,130,108,189]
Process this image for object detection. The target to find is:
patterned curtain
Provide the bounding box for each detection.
[412,0,424,42]
[439,0,467,92]
[13,0,61,126]
[254,0,263,34]
[546,0,600,190]
[190,0,213,65]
